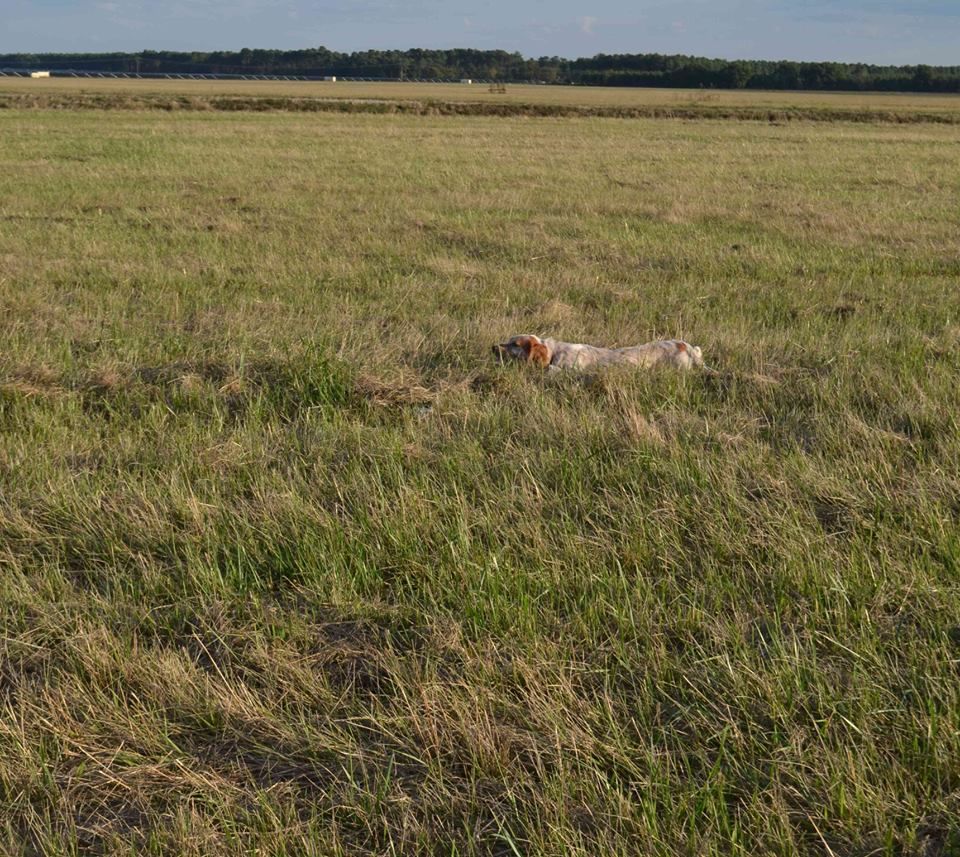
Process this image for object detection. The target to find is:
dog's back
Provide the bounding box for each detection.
[617,339,703,369]
[545,338,702,370]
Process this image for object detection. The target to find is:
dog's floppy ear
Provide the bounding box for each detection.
[528,336,551,367]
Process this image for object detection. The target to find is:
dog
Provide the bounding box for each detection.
[492,334,704,371]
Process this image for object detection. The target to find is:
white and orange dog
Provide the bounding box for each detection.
[493,334,704,371]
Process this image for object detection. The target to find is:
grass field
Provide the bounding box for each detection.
[1,97,960,855]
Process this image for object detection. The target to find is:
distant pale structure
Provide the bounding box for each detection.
[323,76,337,82]
[30,71,51,78]
[460,78,473,84]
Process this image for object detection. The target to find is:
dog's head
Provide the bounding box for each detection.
[669,340,705,368]
[492,334,552,367]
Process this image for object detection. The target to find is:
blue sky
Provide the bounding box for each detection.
[3,0,958,65]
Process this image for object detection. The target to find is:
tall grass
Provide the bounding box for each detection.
[1,106,959,855]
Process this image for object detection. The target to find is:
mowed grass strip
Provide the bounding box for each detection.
[6,76,960,112]
[4,78,960,124]
[1,108,960,855]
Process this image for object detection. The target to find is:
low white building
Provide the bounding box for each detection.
[323,76,337,82]
[460,78,472,84]
[30,71,51,79]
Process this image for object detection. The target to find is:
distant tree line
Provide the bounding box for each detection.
[2,47,958,92]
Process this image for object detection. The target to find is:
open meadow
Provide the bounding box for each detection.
[1,89,960,855]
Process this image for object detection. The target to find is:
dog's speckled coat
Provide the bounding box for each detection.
[493,334,704,371]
